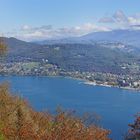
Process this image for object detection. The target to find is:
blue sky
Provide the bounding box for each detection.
[0,0,140,41]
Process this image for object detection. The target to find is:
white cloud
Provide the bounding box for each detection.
[99,17,115,23]
[7,11,140,41]
[131,25,140,30]
[12,23,110,41]
[128,16,140,25]
[22,25,31,30]
[113,10,128,24]
[99,10,140,29]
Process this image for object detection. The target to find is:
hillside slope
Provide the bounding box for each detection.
[0,83,110,140]
[1,37,139,75]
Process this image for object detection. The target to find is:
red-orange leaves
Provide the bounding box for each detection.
[0,84,110,140]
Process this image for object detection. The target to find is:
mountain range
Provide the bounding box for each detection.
[0,34,139,75]
[36,29,140,52]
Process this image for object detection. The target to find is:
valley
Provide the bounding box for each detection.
[1,33,140,90]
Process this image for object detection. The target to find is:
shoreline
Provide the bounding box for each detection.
[0,74,140,92]
[82,80,140,92]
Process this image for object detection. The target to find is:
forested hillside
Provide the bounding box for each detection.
[2,37,139,75]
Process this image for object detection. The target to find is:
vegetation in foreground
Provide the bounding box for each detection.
[125,114,140,140]
[0,83,110,140]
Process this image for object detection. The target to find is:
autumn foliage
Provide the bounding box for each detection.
[0,83,110,140]
[125,114,140,140]
[0,38,7,56]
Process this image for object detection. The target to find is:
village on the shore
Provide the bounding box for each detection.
[0,61,140,90]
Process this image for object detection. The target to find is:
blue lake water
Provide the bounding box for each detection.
[0,76,140,140]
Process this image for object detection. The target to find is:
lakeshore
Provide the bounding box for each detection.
[0,62,140,91]
[82,80,140,91]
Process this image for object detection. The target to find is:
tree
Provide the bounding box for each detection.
[0,84,111,140]
[125,113,140,140]
[0,38,7,55]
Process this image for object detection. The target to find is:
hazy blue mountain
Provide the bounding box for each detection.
[80,29,140,47]
[34,37,81,45]
[36,29,140,51]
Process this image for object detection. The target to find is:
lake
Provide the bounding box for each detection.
[0,76,140,140]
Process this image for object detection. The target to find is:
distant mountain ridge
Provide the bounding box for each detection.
[36,29,140,49]
[81,29,140,47]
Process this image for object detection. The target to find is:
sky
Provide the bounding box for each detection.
[0,0,140,41]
